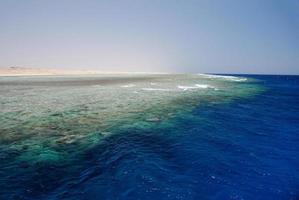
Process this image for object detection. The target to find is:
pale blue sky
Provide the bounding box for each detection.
[0,0,298,74]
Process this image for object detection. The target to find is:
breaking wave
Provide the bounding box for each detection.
[142,88,172,91]
[178,84,216,91]
[121,84,136,88]
[197,73,247,82]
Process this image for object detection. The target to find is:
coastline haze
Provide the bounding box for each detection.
[0,0,298,74]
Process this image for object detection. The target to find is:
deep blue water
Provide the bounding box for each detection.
[1,75,299,199]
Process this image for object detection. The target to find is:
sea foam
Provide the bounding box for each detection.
[121,84,136,88]
[197,73,247,82]
[178,84,216,91]
[142,88,172,91]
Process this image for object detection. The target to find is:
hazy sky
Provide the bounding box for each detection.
[0,0,298,74]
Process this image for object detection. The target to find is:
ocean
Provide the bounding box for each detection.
[0,74,298,200]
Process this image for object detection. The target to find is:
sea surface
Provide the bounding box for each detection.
[0,74,298,200]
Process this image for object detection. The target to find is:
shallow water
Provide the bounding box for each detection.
[0,74,298,199]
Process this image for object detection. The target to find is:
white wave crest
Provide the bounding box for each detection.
[197,73,247,82]
[121,84,136,88]
[178,84,216,91]
[142,88,172,91]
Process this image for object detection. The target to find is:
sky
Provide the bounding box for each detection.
[0,0,298,74]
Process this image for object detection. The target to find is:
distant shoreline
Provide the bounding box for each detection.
[0,67,167,77]
[1,67,297,77]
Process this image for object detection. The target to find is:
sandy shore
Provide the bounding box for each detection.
[0,67,113,76]
[0,67,166,76]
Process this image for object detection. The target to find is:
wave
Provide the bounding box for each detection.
[197,73,247,82]
[178,84,216,91]
[121,84,136,88]
[142,88,172,91]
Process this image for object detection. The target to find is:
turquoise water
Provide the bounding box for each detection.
[0,74,298,199]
